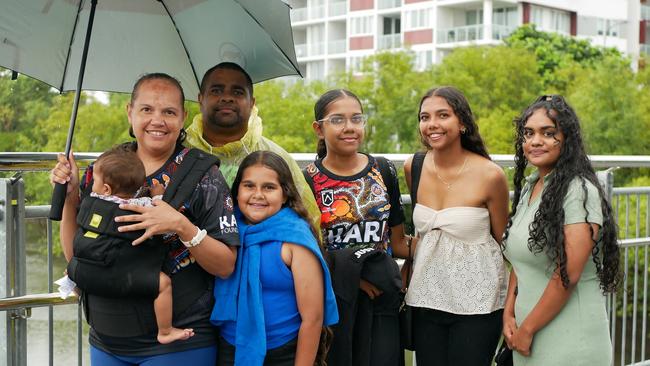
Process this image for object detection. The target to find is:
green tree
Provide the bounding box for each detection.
[505,24,626,91]
[0,70,55,151]
[565,56,649,156]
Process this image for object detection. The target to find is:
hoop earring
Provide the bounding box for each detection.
[460,127,467,134]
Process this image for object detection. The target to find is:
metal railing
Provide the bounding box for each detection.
[377,33,401,50]
[378,0,401,10]
[329,39,347,54]
[2,153,650,365]
[437,24,484,44]
[492,24,516,40]
[611,187,650,365]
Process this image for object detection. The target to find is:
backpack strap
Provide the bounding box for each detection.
[162,148,220,209]
[409,152,426,206]
[302,163,317,196]
[375,156,396,196]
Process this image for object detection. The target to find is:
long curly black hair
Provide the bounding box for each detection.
[504,95,620,293]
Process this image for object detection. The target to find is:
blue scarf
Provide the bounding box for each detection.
[210,207,338,366]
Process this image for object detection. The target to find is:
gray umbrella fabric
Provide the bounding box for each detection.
[0,0,301,100]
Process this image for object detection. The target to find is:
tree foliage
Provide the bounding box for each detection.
[504,24,625,90]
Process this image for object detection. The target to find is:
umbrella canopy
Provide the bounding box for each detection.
[0,0,301,101]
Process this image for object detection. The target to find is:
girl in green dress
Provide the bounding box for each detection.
[502,95,620,365]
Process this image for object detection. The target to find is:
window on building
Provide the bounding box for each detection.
[493,7,517,26]
[465,9,481,25]
[597,18,620,37]
[404,8,432,30]
[350,16,373,35]
[383,17,401,35]
[530,5,570,34]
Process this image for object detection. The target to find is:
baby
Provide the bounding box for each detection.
[75,146,193,344]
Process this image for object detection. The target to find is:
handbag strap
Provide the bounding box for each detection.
[404,235,413,288]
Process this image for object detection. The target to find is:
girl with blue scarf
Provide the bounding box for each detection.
[211,151,338,366]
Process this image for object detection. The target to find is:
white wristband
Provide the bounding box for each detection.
[180,226,207,248]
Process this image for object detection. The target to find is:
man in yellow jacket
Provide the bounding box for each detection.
[185,62,320,228]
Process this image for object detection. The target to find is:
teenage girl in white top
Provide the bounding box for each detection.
[404,86,509,366]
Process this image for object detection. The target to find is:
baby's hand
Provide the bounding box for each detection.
[150,183,165,197]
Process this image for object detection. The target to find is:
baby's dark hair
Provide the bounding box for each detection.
[95,145,145,198]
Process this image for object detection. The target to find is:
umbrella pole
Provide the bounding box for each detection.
[49,0,98,221]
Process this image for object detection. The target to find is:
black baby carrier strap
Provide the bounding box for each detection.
[77,148,220,337]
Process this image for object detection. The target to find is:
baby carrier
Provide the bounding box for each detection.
[67,148,219,337]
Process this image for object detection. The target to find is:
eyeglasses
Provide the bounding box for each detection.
[317,114,367,128]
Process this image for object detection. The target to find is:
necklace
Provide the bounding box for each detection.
[432,154,468,190]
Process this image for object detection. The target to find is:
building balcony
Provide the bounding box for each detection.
[378,33,402,49]
[295,43,325,58]
[292,5,326,22]
[642,4,650,21]
[378,0,401,10]
[329,1,347,17]
[329,39,347,54]
[492,24,516,41]
[437,24,483,44]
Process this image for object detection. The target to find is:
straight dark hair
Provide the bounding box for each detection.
[313,89,363,159]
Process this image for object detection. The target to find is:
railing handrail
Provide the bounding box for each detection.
[3,152,650,171]
[0,293,78,312]
[1,237,648,312]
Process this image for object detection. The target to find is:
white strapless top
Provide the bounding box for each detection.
[405,204,507,314]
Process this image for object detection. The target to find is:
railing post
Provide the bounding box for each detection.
[0,177,27,366]
[597,168,615,202]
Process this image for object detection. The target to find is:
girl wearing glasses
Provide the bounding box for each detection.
[502,95,620,365]
[404,86,509,366]
[303,89,412,365]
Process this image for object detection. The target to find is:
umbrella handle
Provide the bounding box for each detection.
[49,183,68,221]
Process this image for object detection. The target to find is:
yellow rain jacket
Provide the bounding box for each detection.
[185,106,321,230]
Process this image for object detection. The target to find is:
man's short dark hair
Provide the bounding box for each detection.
[95,145,145,197]
[199,62,253,96]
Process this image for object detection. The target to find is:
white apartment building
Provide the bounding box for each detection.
[287,0,650,80]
